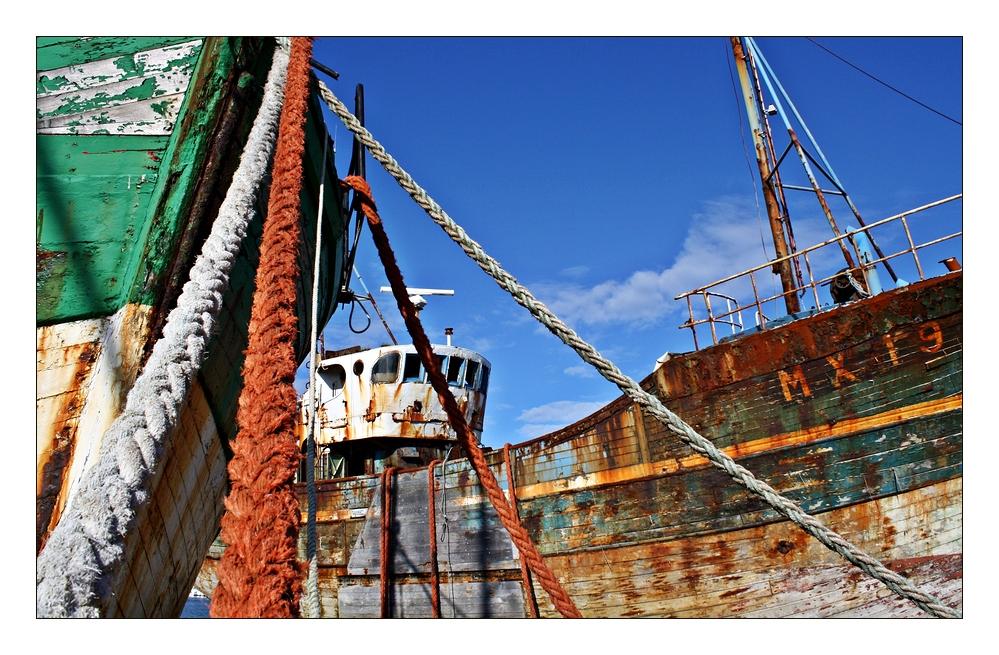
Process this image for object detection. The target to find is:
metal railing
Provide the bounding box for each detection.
[676,195,962,350]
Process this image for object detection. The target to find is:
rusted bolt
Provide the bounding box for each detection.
[776,540,794,554]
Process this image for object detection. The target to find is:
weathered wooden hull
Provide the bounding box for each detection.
[198,270,962,617]
[36,37,346,617]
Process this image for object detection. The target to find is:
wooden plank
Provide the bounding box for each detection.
[338,580,525,619]
[36,37,198,71]
[345,469,519,575]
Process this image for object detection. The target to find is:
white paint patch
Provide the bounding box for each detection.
[36,40,202,136]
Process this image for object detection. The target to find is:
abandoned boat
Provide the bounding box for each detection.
[193,37,962,617]
[36,37,347,617]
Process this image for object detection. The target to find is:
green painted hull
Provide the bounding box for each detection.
[36,38,347,601]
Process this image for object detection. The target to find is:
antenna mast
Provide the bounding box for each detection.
[730,37,801,314]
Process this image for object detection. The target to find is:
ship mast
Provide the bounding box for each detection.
[730,37,801,314]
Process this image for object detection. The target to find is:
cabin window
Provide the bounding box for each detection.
[429,354,446,382]
[372,352,401,384]
[319,364,346,397]
[402,353,423,382]
[446,357,464,386]
[479,365,490,394]
[464,360,480,389]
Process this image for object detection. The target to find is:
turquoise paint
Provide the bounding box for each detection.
[519,411,961,553]
[36,37,197,71]
[39,77,160,119]
[36,134,167,322]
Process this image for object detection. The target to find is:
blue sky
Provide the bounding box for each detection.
[296,36,963,449]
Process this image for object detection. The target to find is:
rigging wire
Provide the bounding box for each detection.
[805,37,962,126]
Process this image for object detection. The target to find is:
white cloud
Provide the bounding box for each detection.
[516,423,569,439]
[560,265,590,278]
[515,398,612,438]
[563,365,596,378]
[517,399,609,424]
[534,196,836,330]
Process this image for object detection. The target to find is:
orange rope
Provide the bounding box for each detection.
[427,460,442,618]
[380,466,398,618]
[210,37,314,619]
[342,175,582,618]
[504,443,539,618]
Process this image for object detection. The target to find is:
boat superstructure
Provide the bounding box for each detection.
[300,342,491,477]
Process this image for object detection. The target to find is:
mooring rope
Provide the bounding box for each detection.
[427,460,443,618]
[211,36,315,619]
[34,41,291,619]
[380,466,399,618]
[342,175,582,618]
[504,443,539,618]
[319,84,961,619]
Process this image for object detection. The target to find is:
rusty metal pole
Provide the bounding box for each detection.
[731,37,801,315]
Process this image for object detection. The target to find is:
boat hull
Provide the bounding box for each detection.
[36,37,346,617]
[198,271,962,617]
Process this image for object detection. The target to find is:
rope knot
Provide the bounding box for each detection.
[342,175,379,224]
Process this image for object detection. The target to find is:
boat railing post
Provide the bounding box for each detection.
[748,271,766,330]
[804,250,822,312]
[900,214,925,280]
[703,291,718,345]
[684,295,700,350]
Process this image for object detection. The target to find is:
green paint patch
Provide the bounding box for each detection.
[36,134,169,323]
[37,75,70,95]
[150,101,171,117]
[37,37,199,71]
[113,54,140,76]
[41,77,161,119]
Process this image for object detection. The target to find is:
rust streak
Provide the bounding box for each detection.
[516,394,961,500]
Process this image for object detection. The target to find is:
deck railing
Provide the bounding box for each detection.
[675,195,962,350]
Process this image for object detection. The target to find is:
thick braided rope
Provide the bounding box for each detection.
[34,43,291,619]
[504,444,539,618]
[211,36,314,619]
[343,176,582,618]
[427,460,443,618]
[320,84,961,619]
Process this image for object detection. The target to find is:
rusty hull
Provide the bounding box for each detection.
[199,271,962,617]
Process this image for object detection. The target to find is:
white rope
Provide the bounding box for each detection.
[302,135,328,619]
[315,80,961,619]
[36,42,291,618]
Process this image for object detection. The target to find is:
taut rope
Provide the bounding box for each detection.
[380,466,399,618]
[320,84,960,619]
[427,460,443,618]
[211,36,315,619]
[342,175,582,618]
[35,40,291,618]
